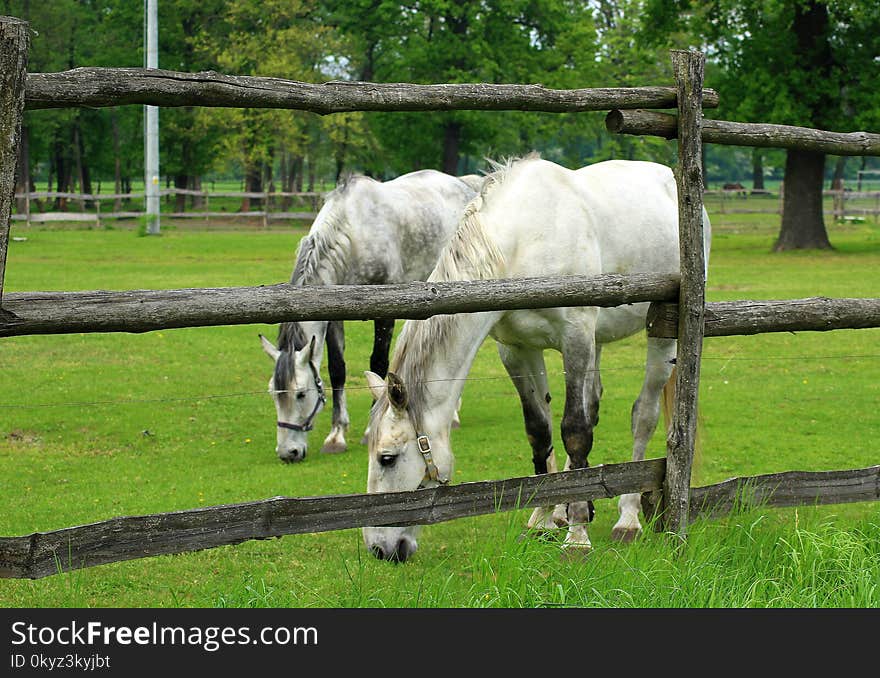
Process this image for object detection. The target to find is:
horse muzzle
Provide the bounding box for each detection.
[364,529,418,563]
[277,446,307,463]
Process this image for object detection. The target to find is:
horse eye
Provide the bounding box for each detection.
[378,453,397,468]
[295,391,306,400]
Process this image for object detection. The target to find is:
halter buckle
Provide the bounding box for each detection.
[415,434,447,487]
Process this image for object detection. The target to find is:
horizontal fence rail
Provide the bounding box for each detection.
[646,297,880,338]
[13,189,322,201]
[0,459,667,579]
[25,68,720,113]
[3,459,877,579]
[686,465,880,521]
[11,211,317,223]
[606,109,880,156]
[0,272,681,337]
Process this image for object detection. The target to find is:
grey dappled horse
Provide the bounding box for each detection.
[260,170,479,462]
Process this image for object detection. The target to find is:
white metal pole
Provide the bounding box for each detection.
[144,0,160,234]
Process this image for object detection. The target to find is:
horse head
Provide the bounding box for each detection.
[361,370,453,562]
[260,333,326,463]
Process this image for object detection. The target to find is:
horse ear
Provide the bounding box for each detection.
[259,334,280,362]
[364,371,386,400]
[386,372,408,411]
[295,335,318,369]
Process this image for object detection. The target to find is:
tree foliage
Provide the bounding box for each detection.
[642,0,880,249]
[5,0,876,218]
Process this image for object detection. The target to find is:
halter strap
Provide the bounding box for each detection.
[416,434,448,488]
[276,361,326,433]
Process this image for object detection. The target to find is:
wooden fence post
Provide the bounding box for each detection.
[0,16,29,306]
[662,49,708,539]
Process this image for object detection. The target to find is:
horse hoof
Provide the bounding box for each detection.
[321,442,348,454]
[610,526,641,543]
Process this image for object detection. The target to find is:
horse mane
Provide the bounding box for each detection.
[290,174,379,287]
[374,154,540,432]
[276,175,374,387]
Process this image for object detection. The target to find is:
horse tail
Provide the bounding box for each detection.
[661,366,703,476]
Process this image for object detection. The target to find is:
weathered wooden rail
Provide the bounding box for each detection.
[0,273,681,337]
[647,297,880,338]
[25,68,719,113]
[606,109,880,156]
[2,459,877,580]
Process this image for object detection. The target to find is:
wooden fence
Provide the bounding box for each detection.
[0,15,878,579]
[11,188,321,227]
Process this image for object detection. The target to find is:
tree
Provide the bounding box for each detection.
[196,0,356,208]
[324,0,600,175]
[643,0,880,251]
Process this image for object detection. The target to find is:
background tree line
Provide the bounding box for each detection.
[4,0,879,249]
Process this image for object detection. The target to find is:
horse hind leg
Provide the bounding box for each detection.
[322,320,350,454]
[612,336,676,542]
[496,344,560,536]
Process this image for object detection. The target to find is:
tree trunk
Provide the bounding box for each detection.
[174,174,188,212]
[111,109,122,211]
[53,134,70,211]
[831,156,846,188]
[242,165,262,212]
[15,123,28,212]
[293,155,303,192]
[192,175,204,209]
[774,149,832,251]
[752,148,764,190]
[773,1,834,251]
[831,156,846,220]
[442,121,461,175]
[73,119,91,206]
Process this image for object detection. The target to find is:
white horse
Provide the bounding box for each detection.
[363,155,711,561]
[260,170,477,462]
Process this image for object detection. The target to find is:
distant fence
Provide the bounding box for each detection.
[12,188,321,227]
[16,186,878,229]
[0,13,878,580]
[703,188,880,221]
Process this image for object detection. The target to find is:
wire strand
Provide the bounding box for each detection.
[0,354,876,411]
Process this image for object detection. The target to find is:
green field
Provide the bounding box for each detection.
[1,213,879,608]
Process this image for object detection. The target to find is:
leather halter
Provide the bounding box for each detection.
[416,434,448,488]
[276,361,326,433]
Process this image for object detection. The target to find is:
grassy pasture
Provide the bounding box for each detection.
[1,212,878,608]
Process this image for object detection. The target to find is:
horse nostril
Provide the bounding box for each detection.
[395,540,413,563]
[279,448,306,463]
[370,545,385,560]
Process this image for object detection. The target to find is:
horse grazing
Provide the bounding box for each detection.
[363,155,711,562]
[260,170,477,463]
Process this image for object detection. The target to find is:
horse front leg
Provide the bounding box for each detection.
[360,318,396,445]
[321,320,349,454]
[497,344,562,535]
[559,327,599,553]
[612,336,676,542]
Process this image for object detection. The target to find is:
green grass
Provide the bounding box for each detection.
[1,214,878,608]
